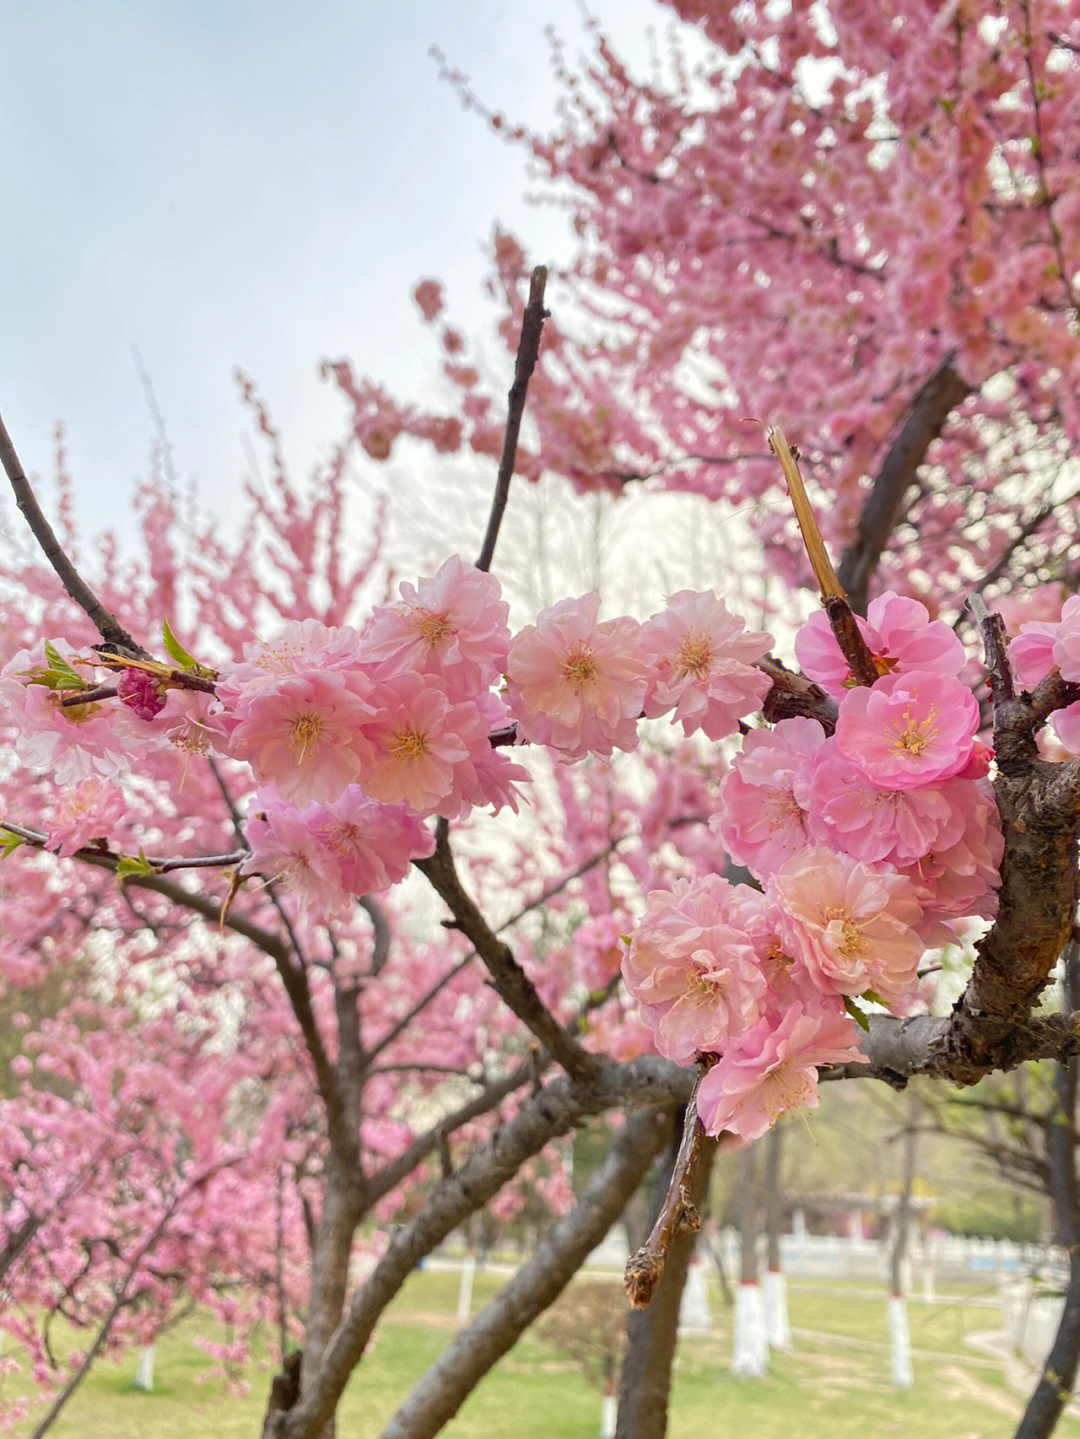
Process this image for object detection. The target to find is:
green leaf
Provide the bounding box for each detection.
[0,828,26,859]
[161,618,197,670]
[116,848,156,880]
[161,619,215,679]
[842,995,870,1032]
[24,642,89,690]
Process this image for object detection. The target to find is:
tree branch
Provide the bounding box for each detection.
[379,1107,670,1439]
[836,357,972,612]
[475,265,548,574]
[414,822,600,1080]
[0,408,149,658]
[270,1056,695,1439]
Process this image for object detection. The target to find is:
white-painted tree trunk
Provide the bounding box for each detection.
[456,1253,476,1322]
[600,1392,617,1439]
[134,1345,155,1392]
[764,1267,792,1349]
[888,1293,913,1388]
[731,1280,769,1378]
[678,1255,711,1334]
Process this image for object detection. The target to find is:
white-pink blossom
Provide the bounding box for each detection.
[45,779,126,858]
[0,645,131,784]
[641,589,772,739]
[768,847,925,1007]
[505,594,654,759]
[361,555,510,698]
[696,1001,866,1142]
[622,875,768,1065]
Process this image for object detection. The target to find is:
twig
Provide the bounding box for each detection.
[969,593,1014,705]
[767,425,877,687]
[0,408,149,659]
[475,265,548,574]
[624,1079,708,1308]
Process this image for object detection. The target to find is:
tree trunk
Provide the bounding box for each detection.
[887,1099,916,1388]
[380,1107,670,1439]
[614,1118,717,1439]
[1014,943,1080,1439]
[763,1124,791,1350]
[732,1142,768,1378]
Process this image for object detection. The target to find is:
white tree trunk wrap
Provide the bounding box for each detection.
[134,1345,155,1392]
[764,1268,792,1350]
[732,1280,769,1378]
[889,1293,913,1388]
[456,1253,476,1322]
[679,1255,712,1334]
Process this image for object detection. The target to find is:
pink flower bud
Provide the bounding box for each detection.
[116,668,167,721]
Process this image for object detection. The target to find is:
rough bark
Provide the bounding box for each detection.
[614,1120,716,1439]
[1014,944,1080,1439]
[269,1058,696,1439]
[380,1107,669,1439]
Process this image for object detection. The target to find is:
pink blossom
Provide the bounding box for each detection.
[1052,595,1080,684]
[315,788,434,893]
[834,670,980,790]
[641,590,772,739]
[795,591,966,697]
[622,875,768,1065]
[355,673,487,815]
[696,1002,866,1142]
[505,594,654,759]
[242,788,433,917]
[413,279,445,322]
[360,555,510,697]
[806,742,973,865]
[45,779,126,858]
[216,620,367,726]
[713,718,826,879]
[899,778,1003,941]
[0,645,130,784]
[768,847,925,1007]
[241,800,350,919]
[1009,621,1059,689]
[227,673,372,805]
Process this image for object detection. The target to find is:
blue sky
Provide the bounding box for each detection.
[2,0,663,541]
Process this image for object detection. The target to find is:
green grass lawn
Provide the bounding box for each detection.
[5,1270,1077,1439]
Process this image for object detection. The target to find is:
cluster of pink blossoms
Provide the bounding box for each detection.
[1,560,774,922]
[3,568,1013,1142]
[622,593,1004,1142]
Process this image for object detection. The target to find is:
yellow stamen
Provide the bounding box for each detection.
[289,713,323,762]
[391,727,428,761]
[561,647,597,690]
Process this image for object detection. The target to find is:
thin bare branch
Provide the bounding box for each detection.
[475,265,548,573]
[0,408,149,658]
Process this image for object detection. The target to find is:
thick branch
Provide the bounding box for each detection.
[270,1056,694,1439]
[836,358,972,612]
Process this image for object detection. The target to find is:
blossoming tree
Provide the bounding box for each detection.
[2,2,1080,1438]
